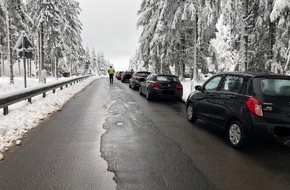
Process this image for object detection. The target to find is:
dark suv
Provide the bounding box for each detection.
[186,72,290,149]
[121,71,133,83]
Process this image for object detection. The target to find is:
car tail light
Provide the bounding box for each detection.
[152,82,163,87]
[135,76,141,81]
[176,83,183,89]
[246,97,263,116]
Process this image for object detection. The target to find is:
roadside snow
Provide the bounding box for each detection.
[0,76,99,158]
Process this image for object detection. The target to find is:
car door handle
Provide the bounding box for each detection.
[229,95,236,99]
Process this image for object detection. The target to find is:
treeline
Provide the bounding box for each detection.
[0,0,107,84]
[132,0,290,79]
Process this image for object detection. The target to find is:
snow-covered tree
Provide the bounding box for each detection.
[26,0,83,78]
[96,51,108,76]
[0,0,32,83]
[270,0,290,74]
[136,0,221,79]
[209,15,239,72]
[91,48,98,76]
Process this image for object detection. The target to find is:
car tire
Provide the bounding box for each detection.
[228,120,246,149]
[146,89,152,101]
[186,103,197,123]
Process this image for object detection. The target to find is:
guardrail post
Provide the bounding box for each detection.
[4,107,8,115]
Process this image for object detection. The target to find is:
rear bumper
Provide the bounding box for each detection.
[133,81,141,87]
[245,117,290,141]
[151,89,183,99]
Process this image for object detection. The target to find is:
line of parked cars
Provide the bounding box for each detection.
[116,70,290,149]
[116,70,183,101]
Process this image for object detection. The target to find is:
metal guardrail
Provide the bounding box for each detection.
[0,76,90,115]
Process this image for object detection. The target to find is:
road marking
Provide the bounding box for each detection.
[106,100,117,110]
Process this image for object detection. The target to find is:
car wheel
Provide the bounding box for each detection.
[228,120,246,149]
[146,89,152,101]
[186,103,197,123]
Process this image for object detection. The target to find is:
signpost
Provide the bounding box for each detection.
[14,31,34,88]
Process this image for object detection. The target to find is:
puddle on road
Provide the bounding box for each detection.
[116,122,124,126]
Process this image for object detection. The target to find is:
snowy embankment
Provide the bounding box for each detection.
[0,76,99,160]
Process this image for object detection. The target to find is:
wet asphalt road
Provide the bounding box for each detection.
[0,77,290,190]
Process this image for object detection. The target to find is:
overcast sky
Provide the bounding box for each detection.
[78,0,142,71]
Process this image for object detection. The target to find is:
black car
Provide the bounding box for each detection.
[139,74,183,101]
[129,71,151,90]
[186,72,290,149]
[121,71,133,83]
[62,72,70,77]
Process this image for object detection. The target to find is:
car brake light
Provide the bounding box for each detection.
[246,97,263,116]
[176,83,183,89]
[152,82,163,87]
[135,76,141,81]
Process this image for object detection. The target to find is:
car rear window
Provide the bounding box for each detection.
[156,76,179,82]
[136,72,150,77]
[254,77,290,96]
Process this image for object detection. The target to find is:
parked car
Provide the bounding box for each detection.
[186,71,290,149]
[62,72,70,77]
[116,71,124,80]
[139,74,183,101]
[121,71,133,83]
[129,71,151,90]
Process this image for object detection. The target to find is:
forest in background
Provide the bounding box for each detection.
[130,0,290,81]
[0,0,111,84]
[1,0,290,84]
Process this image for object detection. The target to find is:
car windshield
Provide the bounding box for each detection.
[254,77,290,96]
[156,76,179,82]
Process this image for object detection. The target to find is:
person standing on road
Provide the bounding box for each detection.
[108,66,115,84]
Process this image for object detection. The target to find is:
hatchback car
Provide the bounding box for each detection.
[139,74,183,101]
[129,71,151,90]
[121,71,133,83]
[186,72,290,148]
